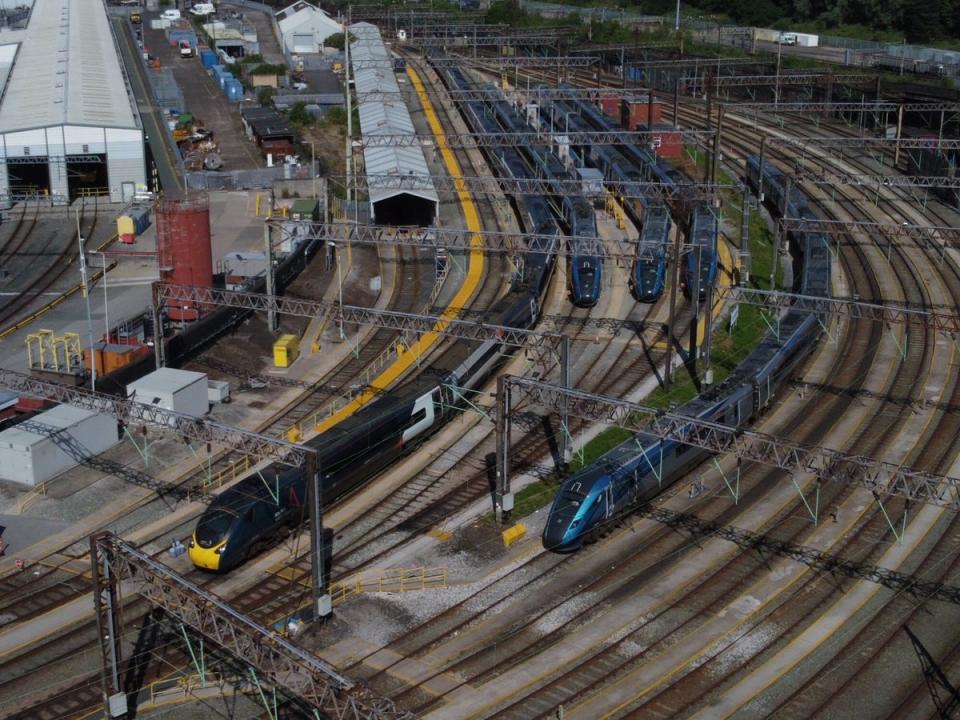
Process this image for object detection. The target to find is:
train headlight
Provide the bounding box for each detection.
[188,538,195,548]
[215,544,227,555]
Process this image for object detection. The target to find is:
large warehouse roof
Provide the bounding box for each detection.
[0,0,137,133]
[350,22,438,217]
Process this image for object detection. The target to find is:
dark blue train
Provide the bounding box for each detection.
[190,67,560,573]
[543,156,831,552]
[684,205,719,301]
[746,155,833,299]
[480,88,602,308]
[632,203,671,302]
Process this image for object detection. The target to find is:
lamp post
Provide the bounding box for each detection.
[307,140,316,200]
[329,241,344,340]
[77,206,96,391]
[89,249,110,341]
[675,0,681,31]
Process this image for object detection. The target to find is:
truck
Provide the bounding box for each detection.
[778,31,819,47]
[179,40,194,58]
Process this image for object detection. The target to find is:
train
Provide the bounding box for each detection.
[871,54,946,78]
[631,203,671,302]
[683,205,719,301]
[543,154,832,551]
[189,69,561,573]
[464,80,602,308]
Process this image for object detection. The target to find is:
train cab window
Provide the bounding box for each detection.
[196,510,235,545]
[407,408,426,427]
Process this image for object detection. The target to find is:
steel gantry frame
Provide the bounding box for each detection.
[352,85,657,104]
[712,73,877,88]
[354,128,716,149]
[328,172,735,203]
[495,375,960,522]
[406,33,573,47]
[777,217,960,255]
[729,101,960,114]
[154,282,564,350]
[351,56,599,71]
[713,285,960,335]
[89,533,412,720]
[263,223,960,334]
[430,54,600,68]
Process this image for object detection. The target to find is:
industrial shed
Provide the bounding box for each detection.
[350,23,438,227]
[275,1,343,54]
[0,0,146,206]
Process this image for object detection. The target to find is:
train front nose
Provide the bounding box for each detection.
[542,506,578,551]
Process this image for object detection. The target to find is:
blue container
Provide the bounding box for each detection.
[130,205,152,235]
[218,71,234,90]
[627,66,644,82]
[225,79,244,102]
[200,48,217,68]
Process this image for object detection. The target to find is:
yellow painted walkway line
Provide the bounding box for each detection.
[312,67,484,436]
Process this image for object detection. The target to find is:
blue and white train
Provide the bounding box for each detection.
[543,155,831,551]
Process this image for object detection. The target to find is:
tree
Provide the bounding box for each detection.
[288,102,314,126]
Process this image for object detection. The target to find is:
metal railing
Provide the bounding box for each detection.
[329,566,448,606]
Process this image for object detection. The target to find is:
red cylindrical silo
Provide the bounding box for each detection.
[156,194,213,321]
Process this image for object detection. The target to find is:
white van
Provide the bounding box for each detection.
[161,9,181,21]
[190,3,215,16]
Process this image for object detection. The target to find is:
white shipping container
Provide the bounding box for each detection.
[753,27,780,43]
[127,368,209,420]
[0,405,120,487]
[793,32,819,47]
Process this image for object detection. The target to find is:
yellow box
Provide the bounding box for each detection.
[501,523,527,547]
[117,215,135,236]
[273,334,300,368]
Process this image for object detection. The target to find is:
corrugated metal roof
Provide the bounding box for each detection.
[0,0,137,133]
[350,23,438,210]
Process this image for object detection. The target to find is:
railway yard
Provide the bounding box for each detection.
[1,2,960,719]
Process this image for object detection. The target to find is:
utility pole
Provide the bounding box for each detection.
[306,453,332,620]
[344,9,353,208]
[264,223,277,333]
[664,225,683,388]
[77,207,96,391]
[495,374,513,523]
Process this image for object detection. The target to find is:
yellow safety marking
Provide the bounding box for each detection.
[309,66,485,437]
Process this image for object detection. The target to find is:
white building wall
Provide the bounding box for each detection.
[0,125,144,204]
[105,127,146,203]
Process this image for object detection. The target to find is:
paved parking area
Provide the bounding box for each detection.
[142,14,264,170]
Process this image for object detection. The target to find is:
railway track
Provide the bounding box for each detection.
[0,199,97,330]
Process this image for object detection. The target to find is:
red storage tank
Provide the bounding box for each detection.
[156,194,213,321]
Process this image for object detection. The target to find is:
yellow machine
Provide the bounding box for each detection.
[273,334,300,368]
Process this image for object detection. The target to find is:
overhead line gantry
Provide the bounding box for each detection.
[496,376,960,532]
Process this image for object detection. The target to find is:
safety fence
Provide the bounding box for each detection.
[329,566,448,606]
